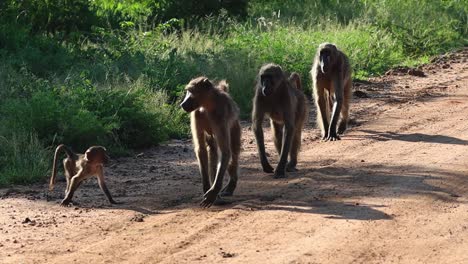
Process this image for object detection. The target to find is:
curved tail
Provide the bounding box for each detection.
[289,72,302,90]
[218,80,229,92]
[49,144,75,191]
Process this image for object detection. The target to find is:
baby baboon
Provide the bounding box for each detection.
[252,64,308,178]
[180,77,241,208]
[49,144,119,206]
[311,43,352,141]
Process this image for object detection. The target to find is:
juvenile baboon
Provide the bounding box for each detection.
[311,43,352,141]
[252,64,308,178]
[49,144,119,206]
[180,77,241,208]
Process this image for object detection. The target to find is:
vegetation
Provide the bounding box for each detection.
[0,0,466,185]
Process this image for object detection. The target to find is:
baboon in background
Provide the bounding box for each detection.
[311,43,352,141]
[252,64,308,178]
[180,77,241,208]
[49,144,119,206]
[289,72,302,90]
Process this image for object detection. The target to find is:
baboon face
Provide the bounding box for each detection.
[319,44,337,74]
[180,77,212,112]
[259,64,284,96]
[85,146,109,164]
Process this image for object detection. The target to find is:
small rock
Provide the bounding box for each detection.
[148,165,156,173]
[130,214,146,222]
[220,251,236,258]
[22,218,31,224]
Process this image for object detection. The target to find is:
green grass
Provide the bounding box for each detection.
[0,0,466,186]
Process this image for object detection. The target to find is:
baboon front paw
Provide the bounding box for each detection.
[273,170,287,179]
[326,134,341,141]
[286,165,298,172]
[220,191,233,197]
[60,200,71,207]
[200,189,219,208]
[262,163,274,173]
[213,197,232,206]
[338,124,347,134]
[220,189,234,197]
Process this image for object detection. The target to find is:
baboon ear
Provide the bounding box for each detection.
[200,77,212,90]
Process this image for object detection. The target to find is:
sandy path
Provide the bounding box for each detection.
[1,49,467,264]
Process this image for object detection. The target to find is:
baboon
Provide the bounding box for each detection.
[180,77,241,208]
[311,43,352,141]
[289,72,302,90]
[252,64,308,178]
[49,144,119,206]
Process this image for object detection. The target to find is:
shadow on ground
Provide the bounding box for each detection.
[2,137,466,221]
[356,130,468,145]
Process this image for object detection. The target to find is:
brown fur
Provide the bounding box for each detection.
[289,72,302,90]
[311,43,352,141]
[49,144,119,206]
[252,64,308,178]
[180,77,241,208]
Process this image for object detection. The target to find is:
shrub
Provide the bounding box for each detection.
[0,131,50,186]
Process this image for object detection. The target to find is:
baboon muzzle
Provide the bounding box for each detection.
[180,91,195,112]
[180,96,198,112]
[320,54,330,74]
[261,80,273,96]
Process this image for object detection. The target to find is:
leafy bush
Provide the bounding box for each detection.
[0,131,50,186]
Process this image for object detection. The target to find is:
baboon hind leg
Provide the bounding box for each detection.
[287,128,301,172]
[207,136,218,185]
[222,121,241,197]
[338,78,352,134]
[61,170,85,206]
[313,79,331,140]
[271,119,283,156]
[63,159,75,195]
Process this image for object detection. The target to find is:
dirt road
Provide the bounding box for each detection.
[1,49,467,264]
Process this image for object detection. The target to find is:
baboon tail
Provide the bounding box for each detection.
[289,72,302,90]
[49,144,75,191]
[218,80,229,92]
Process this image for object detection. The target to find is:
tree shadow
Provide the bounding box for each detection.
[356,130,468,145]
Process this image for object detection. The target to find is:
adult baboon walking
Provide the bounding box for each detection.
[311,43,352,141]
[180,77,241,208]
[252,64,308,178]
